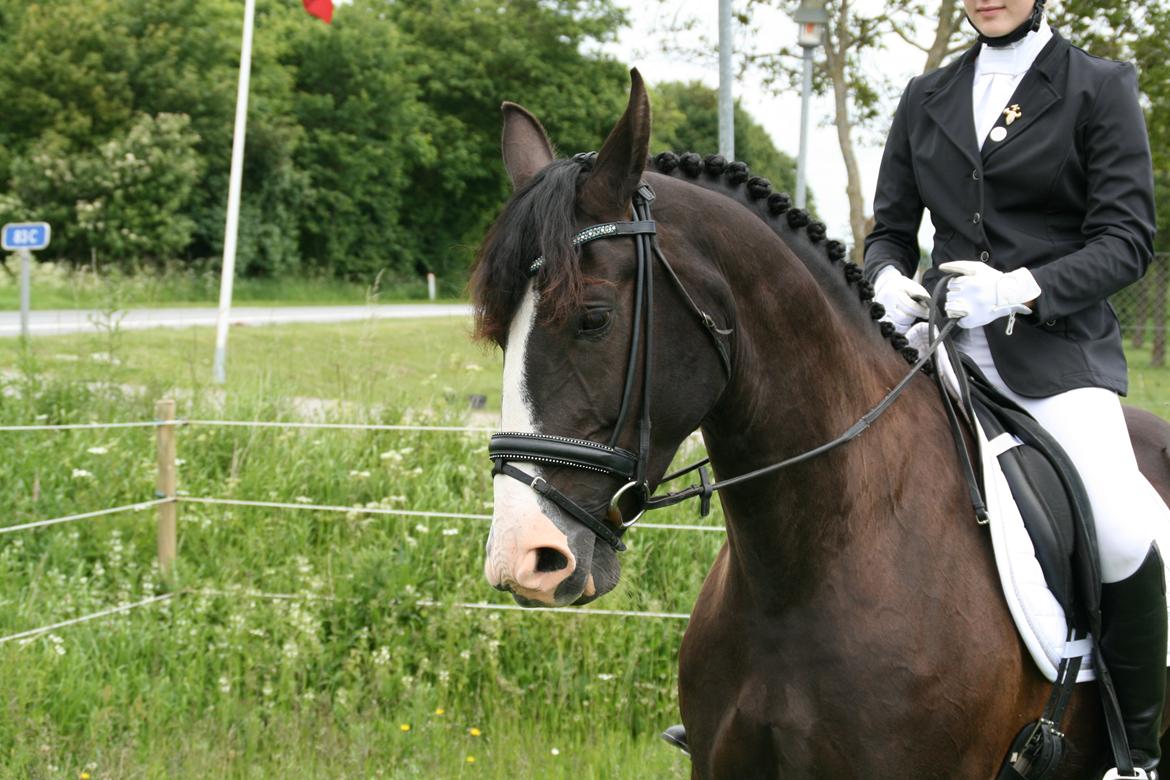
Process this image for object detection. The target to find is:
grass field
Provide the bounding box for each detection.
[2,317,1169,779]
[0,316,708,779]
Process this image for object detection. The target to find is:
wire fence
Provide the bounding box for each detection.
[0,414,719,646]
[1110,252,1170,366]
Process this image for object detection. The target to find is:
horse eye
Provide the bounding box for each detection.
[578,307,612,336]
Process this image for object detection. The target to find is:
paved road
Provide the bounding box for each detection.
[0,303,473,337]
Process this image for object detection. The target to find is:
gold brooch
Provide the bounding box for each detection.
[1003,104,1023,126]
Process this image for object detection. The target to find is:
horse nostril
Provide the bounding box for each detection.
[534,546,570,573]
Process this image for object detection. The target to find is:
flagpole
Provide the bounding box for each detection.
[213,0,256,384]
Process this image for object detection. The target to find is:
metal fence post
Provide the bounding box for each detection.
[155,399,178,579]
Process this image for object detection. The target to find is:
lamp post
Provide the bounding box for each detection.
[794,0,828,210]
[718,0,734,160]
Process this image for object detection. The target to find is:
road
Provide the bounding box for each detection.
[0,303,473,337]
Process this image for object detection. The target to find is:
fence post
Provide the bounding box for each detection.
[155,399,178,580]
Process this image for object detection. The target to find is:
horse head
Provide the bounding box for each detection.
[470,70,734,606]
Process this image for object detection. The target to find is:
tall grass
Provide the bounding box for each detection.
[0,320,712,778]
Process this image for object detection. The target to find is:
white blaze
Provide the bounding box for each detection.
[485,283,569,587]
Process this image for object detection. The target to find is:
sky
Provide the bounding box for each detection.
[606,0,960,248]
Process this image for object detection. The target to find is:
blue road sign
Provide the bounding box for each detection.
[2,222,51,251]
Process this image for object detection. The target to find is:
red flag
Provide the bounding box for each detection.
[302,0,333,23]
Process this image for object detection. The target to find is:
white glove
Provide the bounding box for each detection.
[939,261,1041,330]
[872,266,930,334]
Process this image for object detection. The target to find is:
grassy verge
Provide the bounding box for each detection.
[0,315,499,413]
[0,262,459,309]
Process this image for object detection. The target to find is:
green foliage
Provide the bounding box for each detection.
[3,114,202,265]
[1049,0,1170,251]
[0,0,634,286]
[650,80,810,208]
[381,0,631,282]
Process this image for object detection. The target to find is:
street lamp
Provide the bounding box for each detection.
[794,0,828,210]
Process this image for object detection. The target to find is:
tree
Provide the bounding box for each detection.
[3,113,202,265]
[652,1,966,263]
[650,80,809,207]
[279,1,433,279]
[0,0,635,282]
[382,0,631,286]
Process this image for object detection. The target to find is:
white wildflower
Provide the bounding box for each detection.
[71,468,94,479]
[294,496,314,504]
[442,528,460,536]
[85,446,108,455]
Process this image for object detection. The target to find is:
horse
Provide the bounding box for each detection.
[469,69,1170,778]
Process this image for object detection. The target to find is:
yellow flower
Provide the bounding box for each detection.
[468,727,481,737]
[434,707,445,716]
[465,756,476,764]
[80,774,91,780]
[399,723,411,732]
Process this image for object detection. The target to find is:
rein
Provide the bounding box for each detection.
[489,180,956,551]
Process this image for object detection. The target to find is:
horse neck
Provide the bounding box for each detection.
[686,196,925,603]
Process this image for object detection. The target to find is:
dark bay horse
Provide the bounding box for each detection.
[470,70,1170,778]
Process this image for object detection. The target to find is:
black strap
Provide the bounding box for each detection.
[927,284,990,525]
[529,221,658,276]
[493,461,627,551]
[645,319,958,515]
[490,433,637,479]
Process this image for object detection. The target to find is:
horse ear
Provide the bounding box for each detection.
[580,68,651,217]
[501,102,555,190]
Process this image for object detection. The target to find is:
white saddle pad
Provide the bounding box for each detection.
[933,340,1170,683]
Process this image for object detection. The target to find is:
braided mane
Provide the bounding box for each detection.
[470,152,919,364]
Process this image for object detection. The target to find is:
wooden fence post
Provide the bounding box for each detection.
[155,398,178,579]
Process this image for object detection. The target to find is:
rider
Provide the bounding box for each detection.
[865,0,1166,775]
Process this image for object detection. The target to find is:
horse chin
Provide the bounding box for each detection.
[573,541,621,605]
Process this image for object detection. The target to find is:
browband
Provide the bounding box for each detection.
[528,221,657,276]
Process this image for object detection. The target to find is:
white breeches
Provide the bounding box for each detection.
[959,327,1169,583]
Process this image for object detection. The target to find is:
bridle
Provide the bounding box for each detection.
[489,173,956,552]
[489,180,732,551]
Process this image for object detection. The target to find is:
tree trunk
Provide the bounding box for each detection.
[924,0,963,73]
[824,0,868,264]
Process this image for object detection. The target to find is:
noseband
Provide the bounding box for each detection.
[489,181,733,551]
[489,174,957,552]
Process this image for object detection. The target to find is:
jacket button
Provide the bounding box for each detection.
[972,212,982,224]
[979,251,990,262]
[972,169,982,181]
